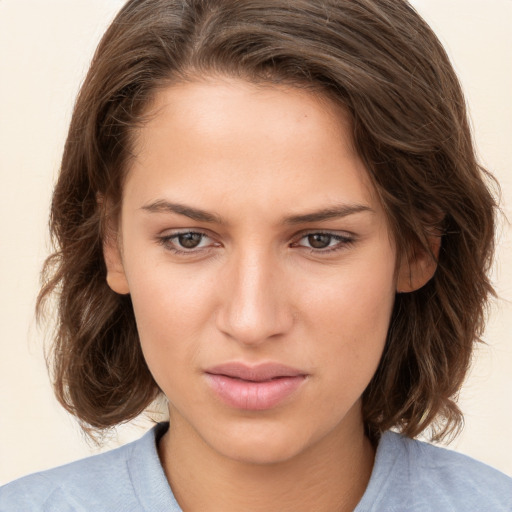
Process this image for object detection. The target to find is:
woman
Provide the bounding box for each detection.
[1,0,511,510]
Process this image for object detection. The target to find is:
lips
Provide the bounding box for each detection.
[204,362,307,410]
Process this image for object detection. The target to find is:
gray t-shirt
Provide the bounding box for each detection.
[1,423,511,511]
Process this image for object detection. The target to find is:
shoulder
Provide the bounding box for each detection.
[358,431,512,512]
[0,423,172,512]
[402,433,512,504]
[0,438,138,512]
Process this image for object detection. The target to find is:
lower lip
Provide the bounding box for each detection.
[205,374,306,410]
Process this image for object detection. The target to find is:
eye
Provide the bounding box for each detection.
[158,231,216,253]
[292,232,354,253]
[305,233,335,249]
[176,232,204,249]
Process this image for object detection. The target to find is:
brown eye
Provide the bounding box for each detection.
[178,232,203,249]
[293,232,354,254]
[158,231,218,255]
[307,233,332,249]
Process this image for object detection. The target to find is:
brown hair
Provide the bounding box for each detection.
[38,0,497,441]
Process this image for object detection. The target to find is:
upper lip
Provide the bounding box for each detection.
[205,362,306,382]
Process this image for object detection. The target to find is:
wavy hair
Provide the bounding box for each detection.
[38,0,497,441]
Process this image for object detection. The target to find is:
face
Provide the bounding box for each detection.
[106,78,402,465]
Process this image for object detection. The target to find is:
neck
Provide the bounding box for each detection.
[158,410,375,512]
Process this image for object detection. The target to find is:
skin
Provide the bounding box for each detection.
[104,78,435,512]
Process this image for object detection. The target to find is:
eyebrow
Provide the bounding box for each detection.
[141,200,224,223]
[283,204,373,225]
[141,200,373,225]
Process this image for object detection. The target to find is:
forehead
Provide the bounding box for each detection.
[125,78,380,221]
[135,78,353,157]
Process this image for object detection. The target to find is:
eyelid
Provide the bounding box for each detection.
[156,228,356,256]
[157,229,219,255]
[291,230,356,253]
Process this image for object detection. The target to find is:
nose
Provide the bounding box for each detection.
[215,247,294,346]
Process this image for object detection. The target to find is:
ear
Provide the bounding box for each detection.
[103,227,130,295]
[396,234,441,293]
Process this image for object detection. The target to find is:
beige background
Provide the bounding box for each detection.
[1,0,511,484]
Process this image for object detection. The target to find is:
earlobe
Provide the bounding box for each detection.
[103,232,130,295]
[396,234,441,293]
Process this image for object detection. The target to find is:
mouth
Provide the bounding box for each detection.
[204,362,308,410]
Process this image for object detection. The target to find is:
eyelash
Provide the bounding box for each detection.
[157,231,217,255]
[292,231,355,254]
[157,230,355,256]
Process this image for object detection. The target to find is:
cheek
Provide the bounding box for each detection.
[125,259,217,381]
[302,254,396,334]
[298,250,396,382]
[126,244,215,327]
